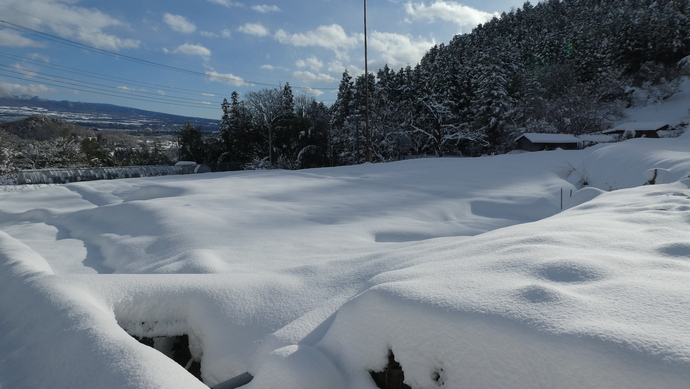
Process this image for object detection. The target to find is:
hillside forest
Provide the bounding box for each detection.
[204,0,690,169]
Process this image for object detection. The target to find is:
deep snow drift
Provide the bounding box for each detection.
[2,87,690,388]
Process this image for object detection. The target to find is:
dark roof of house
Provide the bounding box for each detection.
[602,122,668,134]
[515,133,582,144]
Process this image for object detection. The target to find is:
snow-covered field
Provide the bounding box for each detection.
[2,84,690,389]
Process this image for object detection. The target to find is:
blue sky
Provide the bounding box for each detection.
[0,0,523,119]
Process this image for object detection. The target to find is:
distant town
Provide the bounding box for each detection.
[0,94,221,133]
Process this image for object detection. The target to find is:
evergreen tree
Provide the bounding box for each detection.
[273,83,299,168]
[177,122,206,163]
[81,138,113,167]
[350,72,375,163]
[472,44,520,153]
[220,91,258,163]
[330,70,356,165]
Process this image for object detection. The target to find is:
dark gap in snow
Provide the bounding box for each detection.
[646,168,658,185]
[133,334,203,383]
[370,350,412,389]
[211,372,254,389]
[432,367,445,386]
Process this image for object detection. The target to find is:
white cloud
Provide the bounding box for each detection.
[201,29,232,39]
[274,25,358,53]
[295,57,324,72]
[260,64,289,72]
[78,33,139,51]
[238,23,269,37]
[368,31,435,68]
[205,70,250,87]
[201,101,212,105]
[157,90,166,95]
[323,30,435,75]
[327,60,347,74]
[0,0,140,50]
[292,71,337,84]
[116,86,135,91]
[303,87,324,97]
[12,64,38,78]
[207,0,243,7]
[172,43,211,59]
[0,29,45,48]
[252,4,281,13]
[27,53,50,63]
[405,1,498,31]
[163,13,197,34]
[0,79,56,96]
[202,93,215,97]
[328,60,364,79]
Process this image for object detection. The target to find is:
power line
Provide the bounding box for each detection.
[0,19,339,92]
[0,50,336,104]
[0,61,218,106]
[0,52,337,106]
[0,69,219,110]
[0,2,306,84]
[0,52,228,99]
[0,55,221,104]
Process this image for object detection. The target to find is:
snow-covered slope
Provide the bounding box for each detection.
[1,86,690,388]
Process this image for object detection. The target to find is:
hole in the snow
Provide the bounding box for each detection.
[432,367,445,386]
[132,334,203,382]
[370,350,412,389]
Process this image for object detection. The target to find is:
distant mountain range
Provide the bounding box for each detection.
[0,95,221,132]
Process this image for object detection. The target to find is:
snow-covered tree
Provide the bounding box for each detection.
[17,137,83,169]
[245,87,285,165]
[0,130,20,182]
[330,70,356,165]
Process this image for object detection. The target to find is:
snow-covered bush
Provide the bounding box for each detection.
[679,56,690,76]
[0,130,19,183]
[244,157,272,170]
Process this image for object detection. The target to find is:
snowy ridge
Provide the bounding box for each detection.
[2,132,690,387]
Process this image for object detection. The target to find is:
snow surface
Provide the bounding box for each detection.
[625,77,690,126]
[2,84,690,389]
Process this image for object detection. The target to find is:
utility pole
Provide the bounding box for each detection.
[364,0,372,163]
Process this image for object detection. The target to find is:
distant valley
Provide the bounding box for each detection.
[0,95,221,133]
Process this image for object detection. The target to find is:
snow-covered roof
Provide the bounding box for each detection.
[516,133,582,144]
[578,134,616,143]
[603,122,668,134]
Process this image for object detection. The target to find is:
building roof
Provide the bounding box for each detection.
[515,133,582,144]
[603,122,668,134]
[578,134,616,143]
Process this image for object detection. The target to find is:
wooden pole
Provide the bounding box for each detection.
[364,0,372,163]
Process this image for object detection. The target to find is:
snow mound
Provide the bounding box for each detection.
[2,133,690,388]
[563,186,606,209]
